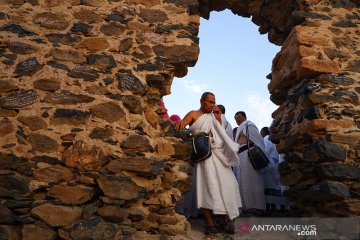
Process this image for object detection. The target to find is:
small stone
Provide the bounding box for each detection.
[68,217,118,240]
[70,22,92,35]
[0,80,19,93]
[345,60,360,73]
[121,95,143,114]
[22,225,57,240]
[116,72,147,95]
[51,108,90,125]
[0,118,13,137]
[8,42,37,54]
[0,90,38,109]
[31,203,82,227]
[303,140,346,162]
[139,8,168,23]
[106,13,126,24]
[146,74,165,90]
[317,163,360,180]
[1,23,36,37]
[76,37,110,52]
[89,127,114,139]
[62,140,108,171]
[90,102,126,123]
[164,0,198,14]
[46,61,71,71]
[29,133,59,153]
[17,115,47,131]
[100,22,126,36]
[14,57,43,77]
[0,206,15,224]
[118,38,132,52]
[74,8,104,23]
[103,77,114,85]
[136,63,162,71]
[0,175,29,198]
[46,33,81,46]
[2,143,16,148]
[153,44,199,65]
[128,208,145,221]
[33,164,74,183]
[97,175,146,200]
[47,185,94,204]
[87,53,117,72]
[43,91,95,105]
[332,20,357,28]
[31,155,62,164]
[81,0,107,7]
[50,48,86,64]
[97,205,129,222]
[0,109,18,117]
[120,135,154,152]
[33,78,61,92]
[68,65,99,81]
[106,157,163,177]
[2,59,14,65]
[302,181,350,201]
[33,12,69,30]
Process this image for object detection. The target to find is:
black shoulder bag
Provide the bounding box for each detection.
[246,124,269,170]
[190,132,212,163]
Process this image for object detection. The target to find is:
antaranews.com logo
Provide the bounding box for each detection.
[234,218,359,240]
[237,222,317,236]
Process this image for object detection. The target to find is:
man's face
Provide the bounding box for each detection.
[234,114,245,125]
[201,95,216,113]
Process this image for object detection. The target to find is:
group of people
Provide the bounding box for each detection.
[172,92,288,236]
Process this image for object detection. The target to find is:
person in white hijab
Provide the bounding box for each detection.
[234,111,266,215]
[175,92,241,236]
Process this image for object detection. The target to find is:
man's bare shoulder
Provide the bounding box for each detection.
[188,110,202,118]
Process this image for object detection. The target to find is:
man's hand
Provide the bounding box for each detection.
[174,120,184,131]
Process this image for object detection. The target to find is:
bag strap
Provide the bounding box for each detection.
[246,123,250,151]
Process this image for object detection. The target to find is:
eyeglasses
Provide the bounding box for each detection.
[204,99,216,105]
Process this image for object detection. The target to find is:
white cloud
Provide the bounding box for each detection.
[244,92,277,128]
[181,79,210,93]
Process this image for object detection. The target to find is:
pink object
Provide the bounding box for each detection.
[160,100,169,118]
[170,114,181,123]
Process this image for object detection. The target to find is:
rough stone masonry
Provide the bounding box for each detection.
[0,0,359,239]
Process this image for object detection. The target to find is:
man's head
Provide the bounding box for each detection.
[234,111,246,125]
[200,92,215,113]
[260,127,269,138]
[217,104,225,114]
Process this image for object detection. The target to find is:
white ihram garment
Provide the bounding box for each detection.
[262,135,285,206]
[190,113,242,220]
[235,120,266,211]
[221,114,233,140]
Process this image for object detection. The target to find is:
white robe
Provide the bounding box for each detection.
[262,135,284,206]
[190,113,242,220]
[221,114,233,140]
[235,120,266,211]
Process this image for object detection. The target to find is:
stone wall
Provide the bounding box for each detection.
[0,0,359,239]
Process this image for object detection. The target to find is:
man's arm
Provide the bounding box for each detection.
[174,110,199,131]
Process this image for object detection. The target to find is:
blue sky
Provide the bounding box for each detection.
[164,10,281,129]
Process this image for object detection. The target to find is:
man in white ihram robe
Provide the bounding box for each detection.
[175,92,241,235]
[190,113,241,220]
[234,111,266,213]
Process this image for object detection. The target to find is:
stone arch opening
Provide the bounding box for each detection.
[0,0,358,239]
[197,0,359,219]
[165,10,280,130]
